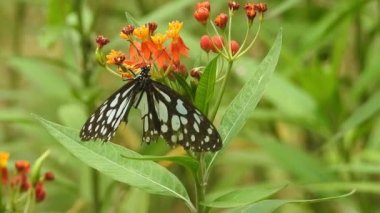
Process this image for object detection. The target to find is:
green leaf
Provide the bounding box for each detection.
[0,109,32,123]
[335,91,380,139]
[7,57,72,100]
[31,150,50,184]
[173,73,194,102]
[229,190,355,213]
[250,132,336,182]
[206,30,282,172]
[125,11,140,26]
[121,155,199,174]
[265,74,317,122]
[301,0,371,50]
[202,184,286,208]
[34,115,194,211]
[195,56,218,114]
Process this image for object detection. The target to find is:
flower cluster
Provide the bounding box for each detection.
[0,152,54,211]
[194,1,267,61]
[96,21,189,80]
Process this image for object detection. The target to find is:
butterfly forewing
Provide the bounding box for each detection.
[80,80,137,141]
[151,80,222,152]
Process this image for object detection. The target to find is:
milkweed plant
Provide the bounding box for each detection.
[0,151,54,212]
[36,1,294,212]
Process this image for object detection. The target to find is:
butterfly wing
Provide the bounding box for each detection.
[80,80,138,141]
[134,87,161,144]
[150,80,222,152]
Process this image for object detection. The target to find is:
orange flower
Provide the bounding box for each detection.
[106,50,126,65]
[151,33,171,67]
[166,21,189,63]
[133,25,150,41]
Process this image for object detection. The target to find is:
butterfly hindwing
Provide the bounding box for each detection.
[150,80,222,152]
[80,80,137,141]
[135,89,161,144]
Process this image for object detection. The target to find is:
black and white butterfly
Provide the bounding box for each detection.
[79,65,222,152]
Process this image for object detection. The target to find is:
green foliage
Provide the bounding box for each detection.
[35,115,194,209]
[2,0,379,212]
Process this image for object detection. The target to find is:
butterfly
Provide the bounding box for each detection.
[79,65,222,152]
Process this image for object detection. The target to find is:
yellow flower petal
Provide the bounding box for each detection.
[0,152,10,168]
[133,25,150,41]
[166,21,183,39]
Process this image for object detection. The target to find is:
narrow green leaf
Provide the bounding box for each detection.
[125,11,140,26]
[335,91,380,139]
[250,132,336,182]
[195,56,218,114]
[141,0,194,23]
[206,30,282,172]
[7,57,72,100]
[34,115,194,210]
[229,190,355,213]
[265,74,317,122]
[121,155,199,174]
[31,150,50,184]
[0,109,32,123]
[173,73,194,101]
[202,184,286,208]
[301,0,370,50]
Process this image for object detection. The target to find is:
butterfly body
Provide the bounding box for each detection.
[80,66,222,152]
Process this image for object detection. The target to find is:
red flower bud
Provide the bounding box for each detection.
[196,1,210,11]
[147,22,157,34]
[255,3,267,13]
[228,1,240,11]
[44,171,54,181]
[15,160,30,174]
[244,3,256,21]
[121,25,134,36]
[193,7,209,25]
[35,182,46,202]
[214,13,228,29]
[20,174,30,192]
[190,68,201,80]
[114,55,126,65]
[211,35,224,52]
[230,40,240,55]
[95,35,109,48]
[200,35,213,52]
[1,168,8,185]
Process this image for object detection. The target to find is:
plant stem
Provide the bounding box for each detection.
[209,60,234,121]
[74,1,100,212]
[91,168,101,213]
[195,153,207,213]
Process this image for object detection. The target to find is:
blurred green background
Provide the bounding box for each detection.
[1,0,380,212]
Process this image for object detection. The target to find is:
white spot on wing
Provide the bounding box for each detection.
[171,115,180,131]
[107,109,116,124]
[137,92,149,116]
[161,124,168,133]
[158,101,168,122]
[180,116,188,125]
[176,100,187,115]
[194,114,201,124]
[157,88,171,102]
[193,122,199,133]
[110,93,120,107]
